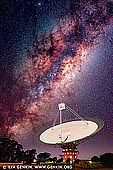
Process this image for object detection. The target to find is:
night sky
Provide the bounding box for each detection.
[0,0,113,160]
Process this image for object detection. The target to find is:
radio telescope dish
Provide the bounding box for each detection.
[40,103,104,146]
[40,120,98,144]
[39,103,104,163]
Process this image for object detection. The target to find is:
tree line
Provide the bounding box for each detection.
[91,153,113,168]
[0,138,58,164]
[0,137,113,168]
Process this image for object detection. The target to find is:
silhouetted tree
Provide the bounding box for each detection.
[0,138,24,162]
[100,153,113,167]
[24,149,37,164]
[12,143,24,162]
[52,157,57,163]
[37,152,51,162]
[56,158,63,163]
[74,159,80,163]
[91,156,100,162]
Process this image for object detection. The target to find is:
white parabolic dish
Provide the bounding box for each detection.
[40,120,98,144]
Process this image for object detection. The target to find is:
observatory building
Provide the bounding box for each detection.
[40,103,104,163]
[62,142,79,163]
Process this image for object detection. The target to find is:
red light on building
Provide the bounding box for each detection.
[62,143,79,163]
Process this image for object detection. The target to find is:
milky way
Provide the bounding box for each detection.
[0,0,113,154]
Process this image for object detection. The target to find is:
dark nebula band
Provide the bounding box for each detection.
[0,0,113,148]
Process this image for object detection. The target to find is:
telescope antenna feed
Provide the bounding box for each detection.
[58,103,66,111]
[40,103,104,163]
[58,103,88,125]
[66,104,88,125]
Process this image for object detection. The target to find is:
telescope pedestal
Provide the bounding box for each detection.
[61,142,79,163]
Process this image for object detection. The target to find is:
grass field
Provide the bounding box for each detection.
[0,163,113,170]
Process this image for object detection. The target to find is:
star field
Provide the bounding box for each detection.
[0,0,113,159]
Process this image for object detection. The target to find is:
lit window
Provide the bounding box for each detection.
[67,152,69,154]
[75,156,76,158]
[70,156,72,158]
[65,156,67,158]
